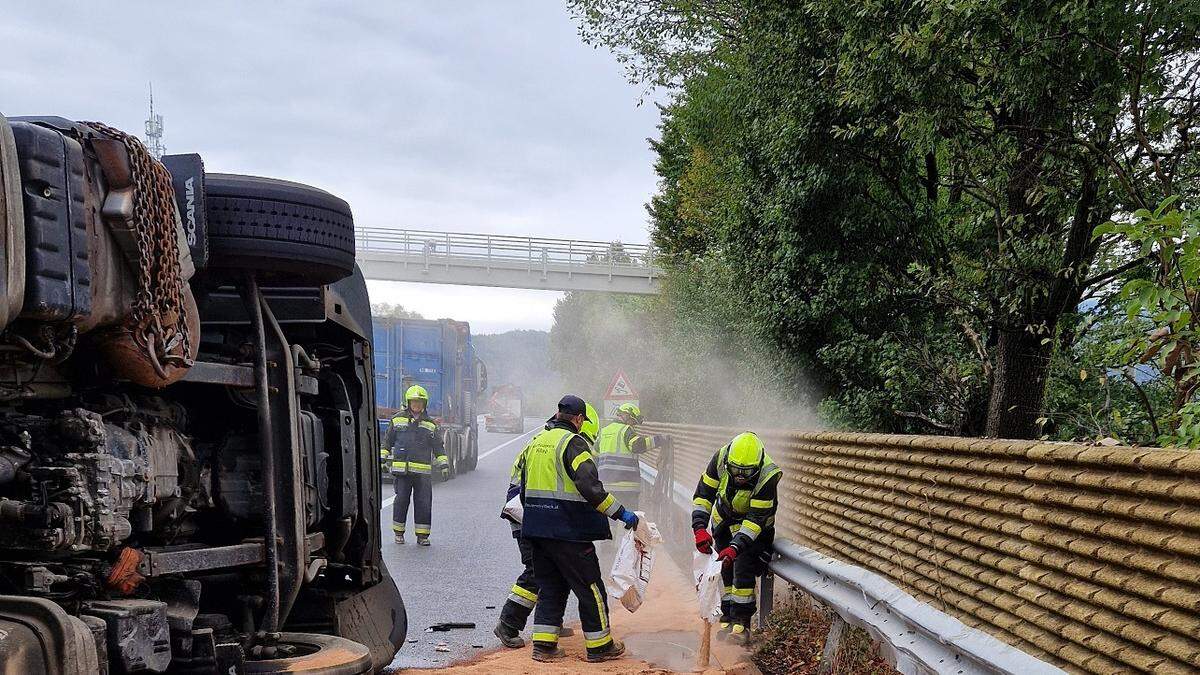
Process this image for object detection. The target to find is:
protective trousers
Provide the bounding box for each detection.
[527,537,614,656]
[498,537,538,631]
[600,492,640,568]
[715,526,772,625]
[392,473,433,535]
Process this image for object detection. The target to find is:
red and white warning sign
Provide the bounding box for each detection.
[603,370,639,419]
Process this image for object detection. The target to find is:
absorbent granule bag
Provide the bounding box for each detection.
[693,551,723,622]
[609,513,662,612]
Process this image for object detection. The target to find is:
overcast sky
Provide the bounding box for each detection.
[1,2,661,333]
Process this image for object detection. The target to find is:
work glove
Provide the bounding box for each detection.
[694,528,713,554]
[717,545,738,567]
[617,507,639,530]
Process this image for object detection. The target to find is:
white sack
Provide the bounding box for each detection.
[693,551,723,623]
[501,494,523,524]
[609,512,661,613]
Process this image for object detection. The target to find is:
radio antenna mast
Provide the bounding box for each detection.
[144,83,165,159]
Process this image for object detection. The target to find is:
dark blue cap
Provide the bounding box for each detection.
[557,394,586,416]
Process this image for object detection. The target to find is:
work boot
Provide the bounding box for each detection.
[729,623,752,646]
[394,533,405,545]
[587,639,626,663]
[558,626,575,637]
[416,535,430,546]
[531,644,566,662]
[493,622,525,648]
[715,621,732,641]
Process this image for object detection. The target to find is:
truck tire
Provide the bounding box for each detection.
[463,428,478,472]
[204,173,356,284]
[244,633,372,674]
[438,432,456,482]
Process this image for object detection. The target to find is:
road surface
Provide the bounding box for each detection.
[382,417,543,670]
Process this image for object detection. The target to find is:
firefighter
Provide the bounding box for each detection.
[595,403,662,513]
[691,431,782,644]
[492,401,599,648]
[520,395,636,663]
[382,385,448,546]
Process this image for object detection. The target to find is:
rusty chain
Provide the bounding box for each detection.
[82,122,192,377]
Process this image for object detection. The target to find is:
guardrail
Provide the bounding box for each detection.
[356,227,659,275]
[638,423,1200,674]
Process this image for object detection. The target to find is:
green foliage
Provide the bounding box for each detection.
[570,0,1200,439]
[370,303,422,320]
[1099,201,1200,446]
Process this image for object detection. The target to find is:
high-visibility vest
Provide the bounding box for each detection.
[595,422,641,493]
[709,444,781,538]
[520,427,610,541]
[388,415,445,475]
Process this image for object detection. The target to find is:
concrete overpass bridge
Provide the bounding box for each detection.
[355,227,662,294]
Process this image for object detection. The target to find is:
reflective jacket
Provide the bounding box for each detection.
[594,422,655,493]
[691,443,782,551]
[520,419,625,542]
[382,411,447,475]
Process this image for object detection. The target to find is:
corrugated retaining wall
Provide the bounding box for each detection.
[638,423,1200,674]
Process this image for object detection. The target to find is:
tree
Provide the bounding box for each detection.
[370,303,423,320]
[1099,200,1200,446]
[573,0,1200,438]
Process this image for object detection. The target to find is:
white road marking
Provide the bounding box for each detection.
[478,426,539,462]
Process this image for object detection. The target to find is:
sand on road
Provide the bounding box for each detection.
[398,547,759,675]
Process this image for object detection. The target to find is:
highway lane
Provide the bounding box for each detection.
[382,417,542,671]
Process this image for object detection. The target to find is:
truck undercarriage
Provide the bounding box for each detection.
[0,114,404,673]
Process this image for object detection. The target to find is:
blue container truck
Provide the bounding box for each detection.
[373,317,487,477]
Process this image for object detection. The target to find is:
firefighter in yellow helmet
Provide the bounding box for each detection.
[492,401,599,649]
[382,384,448,545]
[508,395,634,663]
[595,402,663,514]
[691,432,782,644]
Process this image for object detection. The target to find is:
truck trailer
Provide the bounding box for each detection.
[374,317,486,477]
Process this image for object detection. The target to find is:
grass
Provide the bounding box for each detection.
[751,588,896,675]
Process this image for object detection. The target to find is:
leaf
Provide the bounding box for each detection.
[1079,369,1088,381]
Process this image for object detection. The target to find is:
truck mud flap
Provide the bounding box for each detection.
[0,595,102,675]
[334,560,407,671]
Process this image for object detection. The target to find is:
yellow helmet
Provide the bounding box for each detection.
[617,402,643,425]
[726,432,764,486]
[580,402,599,444]
[405,385,429,405]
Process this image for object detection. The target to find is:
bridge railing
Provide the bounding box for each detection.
[355,227,659,277]
[639,422,1200,674]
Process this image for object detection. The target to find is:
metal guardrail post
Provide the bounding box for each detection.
[404,230,410,270]
[445,232,451,272]
[527,236,532,273]
[567,240,573,279]
[758,567,774,631]
[486,235,492,273]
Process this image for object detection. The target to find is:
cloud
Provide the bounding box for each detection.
[2,1,659,329]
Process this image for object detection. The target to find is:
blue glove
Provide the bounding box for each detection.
[617,507,639,530]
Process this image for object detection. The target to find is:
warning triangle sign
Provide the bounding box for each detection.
[604,370,638,399]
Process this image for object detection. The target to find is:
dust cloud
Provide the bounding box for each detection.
[549,291,822,430]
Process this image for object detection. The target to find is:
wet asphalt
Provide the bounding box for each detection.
[382,417,544,671]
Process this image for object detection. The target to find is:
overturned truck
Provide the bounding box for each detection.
[0,114,404,673]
